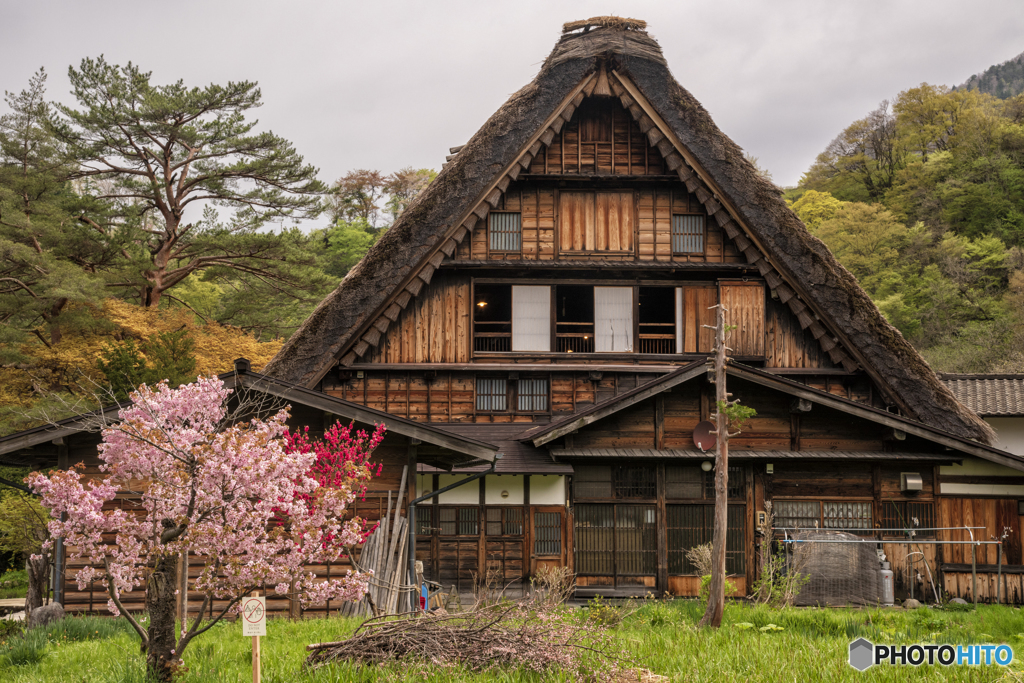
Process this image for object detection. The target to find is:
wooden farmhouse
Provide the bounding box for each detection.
[4,16,1024,612]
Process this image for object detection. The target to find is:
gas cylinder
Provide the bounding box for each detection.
[880,562,895,606]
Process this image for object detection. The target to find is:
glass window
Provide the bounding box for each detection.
[476,378,507,412]
[489,212,521,252]
[517,378,548,412]
[672,214,705,254]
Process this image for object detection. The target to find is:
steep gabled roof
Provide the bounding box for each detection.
[263,17,993,445]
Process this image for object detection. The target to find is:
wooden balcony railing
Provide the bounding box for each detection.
[556,321,594,353]
[474,321,511,352]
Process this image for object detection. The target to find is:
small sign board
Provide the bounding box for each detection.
[242,596,266,637]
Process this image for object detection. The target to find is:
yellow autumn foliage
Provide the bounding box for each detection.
[1,299,282,412]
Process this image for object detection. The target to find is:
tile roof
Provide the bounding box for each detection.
[940,374,1024,417]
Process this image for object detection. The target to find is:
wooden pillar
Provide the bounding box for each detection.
[655,395,665,450]
[744,465,755,593]
[656,463,668,595]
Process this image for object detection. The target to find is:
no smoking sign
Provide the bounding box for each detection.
[242,596,266,637]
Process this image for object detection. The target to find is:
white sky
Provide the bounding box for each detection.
[2,0,1023,214]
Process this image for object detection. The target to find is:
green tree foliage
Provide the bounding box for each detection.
[98,328,198,401]
[796,82,1024,372]
[53,56,331,309]
[0,69,112,355]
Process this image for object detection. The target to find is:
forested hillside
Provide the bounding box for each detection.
[0,63,431,435]
[959,50,1024,99]
[790,84,1024,373]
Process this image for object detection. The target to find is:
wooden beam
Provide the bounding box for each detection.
[531,362,708,447]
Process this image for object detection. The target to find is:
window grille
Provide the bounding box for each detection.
[489,212,521,251]
[703,466,745,500]
[614,467,657,499]
[574,466,613,499]
[485,507,524,536]
[774,500,873,534]
[438,507,479,536]
[878,501,935,537]
[666,504,745,575]
[415,506,433,535]
[574,504,657,576]
[517,378,548,412]
[672,215,705,254]
[476,378,507,412]
[534,512,562,555]
[666,466,703,499]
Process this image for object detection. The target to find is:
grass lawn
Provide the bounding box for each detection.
[0,569,28,599]
[3,600,1024,682]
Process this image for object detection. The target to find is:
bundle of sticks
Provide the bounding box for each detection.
[306,603,618,675]
[337,465,414,617]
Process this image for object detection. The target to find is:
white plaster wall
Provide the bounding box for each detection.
[416,474,434,504]
[484,475,525,504]
[940,457,1022,477]
[985,417,1024,457]
[530,475,567,505]
[437,475,480,504]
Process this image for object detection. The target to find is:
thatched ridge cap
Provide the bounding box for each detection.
[562,16,647,34]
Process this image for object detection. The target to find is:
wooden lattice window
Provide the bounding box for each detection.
[517,378,548,412]
[415,506,434,536]
[878,501,936,538]
[774,500,873,534]
[534,512,562,556]
[672,214,705,254]
[485,507,524,536]
[439,507,479,536]
[667,504,745,575]
[574,504,657,576]
[476,378,507,412]
[666,465,744,500]
[489,212,521,252]
[614,466,657,499]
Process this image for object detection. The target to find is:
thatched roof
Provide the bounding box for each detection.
[264,18,994,445]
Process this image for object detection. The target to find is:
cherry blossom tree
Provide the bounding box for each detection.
[28,376,384,680]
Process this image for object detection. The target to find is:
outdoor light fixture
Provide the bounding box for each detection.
[701,461,713,472]
[477,301,487,308]
[501,490,509,498]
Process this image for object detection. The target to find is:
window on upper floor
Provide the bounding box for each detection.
[672,214,705,255]
[489,212,521,252]
[475,376,549,414]
[558,191,634,253]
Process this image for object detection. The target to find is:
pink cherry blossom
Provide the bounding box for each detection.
[29,376,384,673]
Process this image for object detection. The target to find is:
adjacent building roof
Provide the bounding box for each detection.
[262,17,993,445]
[941,374,1024,417]
[0,360,499,470]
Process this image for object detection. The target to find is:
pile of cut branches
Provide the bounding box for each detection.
[305,603,623,676]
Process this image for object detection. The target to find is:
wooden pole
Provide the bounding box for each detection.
[252,590,261,683]
[700,304,728,628]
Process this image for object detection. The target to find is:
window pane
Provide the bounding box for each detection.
[615,505,658,575]
[822,501,872,531]
[416,507,433,536]
[879,501,935,536]
[457,507,478,536]
[594,286,633,352]
[504,507,524,536]
[666,466,703,499]
[517,378,548,412]
[534,511,561,555]
[574,504,614,575]
[485,507,503,536]
[614,466,656,498]
[476,378,507,412]
[574,466,612,498]
[774,501,819,530]
[672,215,705,253]
[512,285,551,351]
[489,212,521,251]
[439,508,457,536]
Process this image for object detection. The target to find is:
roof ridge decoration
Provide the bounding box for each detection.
[263,19,995,445]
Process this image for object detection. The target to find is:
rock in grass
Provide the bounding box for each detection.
[950,598,969,605]
[904,599,922,609]
[28,602,64,629]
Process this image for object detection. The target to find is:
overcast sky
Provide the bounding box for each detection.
[3,0,1023,212]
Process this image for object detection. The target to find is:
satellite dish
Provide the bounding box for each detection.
[693,421,716,452]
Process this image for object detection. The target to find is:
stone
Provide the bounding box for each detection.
[848,637,874,671]
[27,602,64,629]
[950,598,969,605]
[903,598,921,609]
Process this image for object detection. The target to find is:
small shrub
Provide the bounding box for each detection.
[698,575,738,605]
[0,629,47,667]
[530,565,576,608]
[586,595,625,627]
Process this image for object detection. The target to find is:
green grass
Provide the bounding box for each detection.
[0,568,28,599]
[2,602,1024,682]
